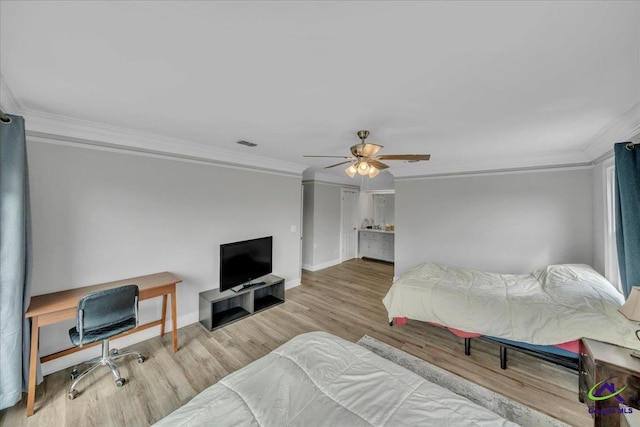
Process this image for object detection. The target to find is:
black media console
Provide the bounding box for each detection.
[199,274,285,331]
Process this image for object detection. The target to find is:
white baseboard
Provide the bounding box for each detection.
[285,277,301,289]
[301,258,341,272]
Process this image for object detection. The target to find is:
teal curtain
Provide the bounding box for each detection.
[615,142,640,298]
[0,114,41,409]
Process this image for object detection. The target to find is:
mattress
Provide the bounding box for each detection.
[382,263,639,350]
[154,331,517,426]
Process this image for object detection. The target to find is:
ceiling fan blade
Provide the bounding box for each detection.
[375,154,431,161]
[368,159,390,170]
[350,143,383,157]
[324,160,353,169]
[304,155,351,158]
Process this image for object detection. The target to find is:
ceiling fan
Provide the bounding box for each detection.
[304,130,431,178]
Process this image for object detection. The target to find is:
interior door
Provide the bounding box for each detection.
[340,188,358,262]
[299,184,304,277]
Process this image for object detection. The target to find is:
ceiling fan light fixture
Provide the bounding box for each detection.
[362,144,382,157]
[307,130,430,178]
[357,161,370,175]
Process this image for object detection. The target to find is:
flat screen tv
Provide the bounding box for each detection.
[220,236,272,292]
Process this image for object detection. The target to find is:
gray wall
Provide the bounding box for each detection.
[395,168,594,277]
[360,170,395,191]
[304,182,340,269]
[302,183,315,266]
[301,181,358,270]
[28,140,302,373]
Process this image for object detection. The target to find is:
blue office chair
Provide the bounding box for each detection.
[67,284,146,400]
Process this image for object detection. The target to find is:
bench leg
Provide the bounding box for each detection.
[500,346,507,369]
[464,338,471,356]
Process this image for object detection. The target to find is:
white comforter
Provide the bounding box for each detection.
[154,331,516,426]
[383,263,640,349]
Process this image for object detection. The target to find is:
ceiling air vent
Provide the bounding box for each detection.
[236,140,257,147]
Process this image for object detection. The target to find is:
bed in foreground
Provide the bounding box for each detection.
[382,263,639,368]
[154,331,517,426]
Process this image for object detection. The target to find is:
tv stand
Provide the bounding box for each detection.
[199,274,284,331]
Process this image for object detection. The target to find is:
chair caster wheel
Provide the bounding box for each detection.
[115,378,126,387]
[137,356,146,364]
[68,389,79,400]
[70,369,79,380]
[110,349,119,355]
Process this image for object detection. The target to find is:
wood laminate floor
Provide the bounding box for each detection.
[0,259,591,426]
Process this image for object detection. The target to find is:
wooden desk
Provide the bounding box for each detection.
[24,272,182,417]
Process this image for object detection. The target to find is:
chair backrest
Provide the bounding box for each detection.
[77,284,139,334]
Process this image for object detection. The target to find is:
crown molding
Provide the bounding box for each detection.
[19,109,308,175]
[27,132,306,178]
[395,163,593,182]
[391,148,590,179]
[302,179,360,190]
[5,69,638,179]
[582,100,640,160]
[13,103,639,180]
[302,170,360,186]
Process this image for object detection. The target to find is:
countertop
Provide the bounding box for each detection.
[359,229,395,234]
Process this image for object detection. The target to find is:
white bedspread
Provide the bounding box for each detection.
[154,331,516,426]
[382,263,639,349]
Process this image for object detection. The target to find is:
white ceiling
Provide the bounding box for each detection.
[1,1,639,179]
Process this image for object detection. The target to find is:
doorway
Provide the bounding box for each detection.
[340,188,358,262]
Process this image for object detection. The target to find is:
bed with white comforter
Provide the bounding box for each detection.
[383,263,638,350]
[154,331,517,426]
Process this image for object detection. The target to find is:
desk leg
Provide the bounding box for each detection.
[171,285,178,352]
[160,295,168,337]
[26,316,39,416]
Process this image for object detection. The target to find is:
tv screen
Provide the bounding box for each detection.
[220,236,272,292]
